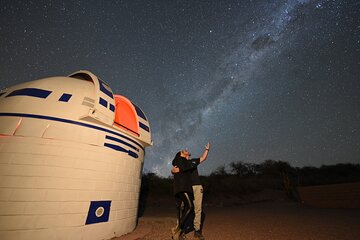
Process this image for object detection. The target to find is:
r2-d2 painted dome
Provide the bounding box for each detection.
[0,70,152,240]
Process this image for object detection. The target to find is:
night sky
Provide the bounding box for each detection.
[1,0,359,176]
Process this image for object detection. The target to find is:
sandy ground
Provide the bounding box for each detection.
[115,201,360,240]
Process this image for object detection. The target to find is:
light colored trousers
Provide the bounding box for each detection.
[192,184,203,231]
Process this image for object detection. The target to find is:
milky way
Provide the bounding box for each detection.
[1,0,359,176]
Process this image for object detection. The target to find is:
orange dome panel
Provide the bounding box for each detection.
[113,95,139,136]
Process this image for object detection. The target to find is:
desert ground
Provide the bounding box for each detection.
[115,198,360,240]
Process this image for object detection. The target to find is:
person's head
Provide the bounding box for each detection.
[180,149,191,160]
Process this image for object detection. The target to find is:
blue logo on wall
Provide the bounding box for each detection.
[85,200,111,225]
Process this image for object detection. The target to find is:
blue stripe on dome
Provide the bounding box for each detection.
[139,122,149,132]
[0,112,144,150]
[99,80,113,99]
[105,135,139,151]
[134,104,147,120]
[6,88,52,99]
[104,143,139,158]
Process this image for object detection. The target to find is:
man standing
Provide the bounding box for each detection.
[172,143,210,240]
[191,143,209,240]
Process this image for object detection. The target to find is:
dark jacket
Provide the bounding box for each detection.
[172,154,199,195]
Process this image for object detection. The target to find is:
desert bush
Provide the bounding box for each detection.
[141,172,173,195]
[298,163,360,186]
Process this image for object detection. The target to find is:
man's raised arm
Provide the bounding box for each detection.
[200,142,210,163]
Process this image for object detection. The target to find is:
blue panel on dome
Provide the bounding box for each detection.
[59,93,72,102]
[85,200,111,225]
[109,104,115,112]
[99,97,108,108]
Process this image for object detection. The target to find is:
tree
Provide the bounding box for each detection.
[210,165,227,176]
[229,161,256,177]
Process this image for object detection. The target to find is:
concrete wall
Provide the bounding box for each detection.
[0,135,143,240]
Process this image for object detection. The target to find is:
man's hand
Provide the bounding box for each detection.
[205,142,210,151]
[171,166,180,174]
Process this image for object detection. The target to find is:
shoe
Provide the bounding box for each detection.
[172,228,182,240]
[171,226,178,235]
[180,232,187,240]
[194,230,205,240]
[171,222,179,235]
